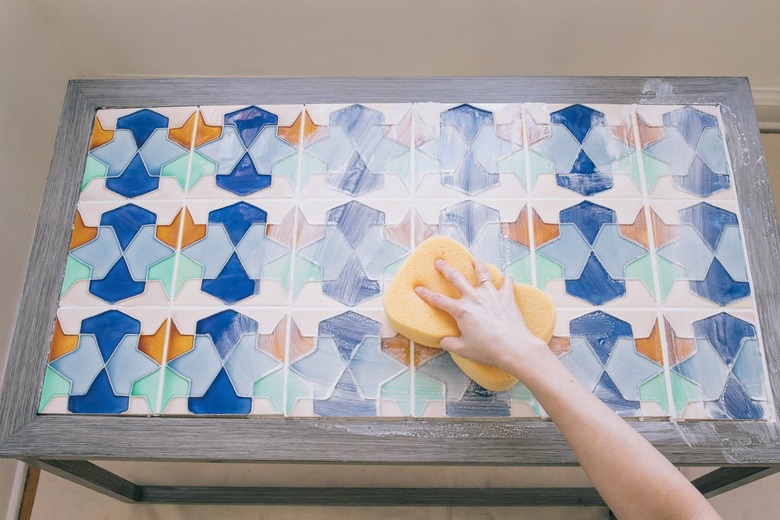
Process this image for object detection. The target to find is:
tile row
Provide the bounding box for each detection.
[60,197,754,309]
[40,306,769,421]
[80,103,735,202]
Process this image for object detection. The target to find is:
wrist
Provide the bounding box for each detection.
[498,337,551,378]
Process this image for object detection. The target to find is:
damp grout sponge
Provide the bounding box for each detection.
[384,235,556,392]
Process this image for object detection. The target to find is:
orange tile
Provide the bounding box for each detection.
[385,211,413,249]
[169,112,222,149]
[69,210,98,250]
[49,318,79,362]
[610,118,635,148]
[258,316,288,362]
[277,110,324,146]
[89,117,114,150]
[548,336,571,357]
[381,334,411,367]
[650,209,681,248]
[637,114,665,146]
[155,208,206,249]
[665,318,696,366]
[413,212,438,247]
[619,207,649,249]
[288,318,315,363]
[138,320,168,365]
[266,208,297,249]
[635,320,664,365]
[502,206,530,248]
[532,208,560,246]
[413,344,441,367]
[165,319,195,363]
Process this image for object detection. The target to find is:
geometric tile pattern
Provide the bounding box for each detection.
[43,102,771,421]
[666,312,767,420]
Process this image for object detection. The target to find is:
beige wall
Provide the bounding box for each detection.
[0,0,74,515]
[2,2,780,518]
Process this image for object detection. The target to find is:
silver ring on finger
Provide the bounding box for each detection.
[478,276,491,285]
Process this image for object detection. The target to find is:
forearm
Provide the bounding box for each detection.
[505,344,719,520]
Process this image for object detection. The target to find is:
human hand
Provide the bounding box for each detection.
[414,258,548,371]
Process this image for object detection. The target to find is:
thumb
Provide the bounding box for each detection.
[439,336,465,355]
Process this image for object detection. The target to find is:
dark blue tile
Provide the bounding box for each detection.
[446,380,511,418]
[201,252,257,304]
[80,310,141,363]
[327,202,385,249]
[116,109,168,148]
[224,106,278,148]
[100,204,157,250]
[322,256,381,306]
[208,202,268,246]
[716,374,764,420]
[693,313,756,366]
[313,370,377,417]
[674,154,730,197]
[196,310,259,360]
[215,152,272,196]
[662,106,718,149]
[569,311,633,365]
[560,201,616,245]
[566,253,626,305]
[679,202,738,250]
[318,311,381,362]
[593,372,639,415]
[440,104,494,142]
[550,104,606,144]
[690,257,751,306]
[89,257,145,303]
[69,369,129,414]
[105,152,160,198]
[189,368,252,415]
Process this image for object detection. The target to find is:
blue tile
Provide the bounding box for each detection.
[224,106,278,148]
[105,152,159,198]
[80,310,141,362]
[560,201,616,245]
[200,252,257,304]
[679,202,738,251]
[208,202,268,246]
[318,311,381,362]
[89,257,145,303]
[593,372,640,415]
[100,204,157,250]
[445,380,511,418]
[116,109,168,148]
[196,310,259,360]
[715,374,765,420]
[68,369,129,414]
[569,311,633,365]
[440,104,494,142]
[690,258,751,306]
[565,253,626,305]
[674,154,730,197]
[550,104,606,144]
[188,368,252,415]
[321,255,381,306]
[216,152,272,196]
[662,106,718,149]
[692,313,756,366]
[327,202,385,249]
[313,370,377,417]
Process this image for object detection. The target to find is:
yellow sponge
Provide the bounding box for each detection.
[383,235,556,392]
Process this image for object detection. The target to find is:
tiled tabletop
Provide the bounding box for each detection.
[40,102,770,421]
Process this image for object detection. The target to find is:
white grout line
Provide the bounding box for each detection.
[631,104,677,420]
[521,105,537,287]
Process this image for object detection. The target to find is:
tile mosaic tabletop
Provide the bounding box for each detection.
[39,103,772,422]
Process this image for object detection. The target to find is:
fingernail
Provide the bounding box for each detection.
[434,259,444,267]
[414,286,425,294]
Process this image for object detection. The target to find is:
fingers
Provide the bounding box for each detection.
[434,259,474,295]
[501,274,515,297]
[473,258,492,288]
[414,286,460,314]
[439,335,465,354]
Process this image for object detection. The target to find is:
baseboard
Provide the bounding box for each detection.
[752,87,780,132]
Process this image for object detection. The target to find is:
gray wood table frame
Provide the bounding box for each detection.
[2,77,780,508]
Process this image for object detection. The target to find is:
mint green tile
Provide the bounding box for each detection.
[286,368,313,416]
[639,372,670,415]
[380,371,412,416]
[656,255,688,300]
[272,153,299,189]
[39,366,71,412]
[299,152,326,188]
[253,368,285,414]
[82,155,108,190]
[61,254,91,296]
[642,153,670,193]
[186,151,217,190]
[625,254,656,297]
[505,255,533,285]
[670,371,702,417]
[614,152,642,191]
[131,367,163,414]
[386,151,412,183]
[159,366,189,414]
[498,149,527,188]
[528,149,554,188]
[535,253,564,290]
[160,154,191,189]
[413,372,445,417]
